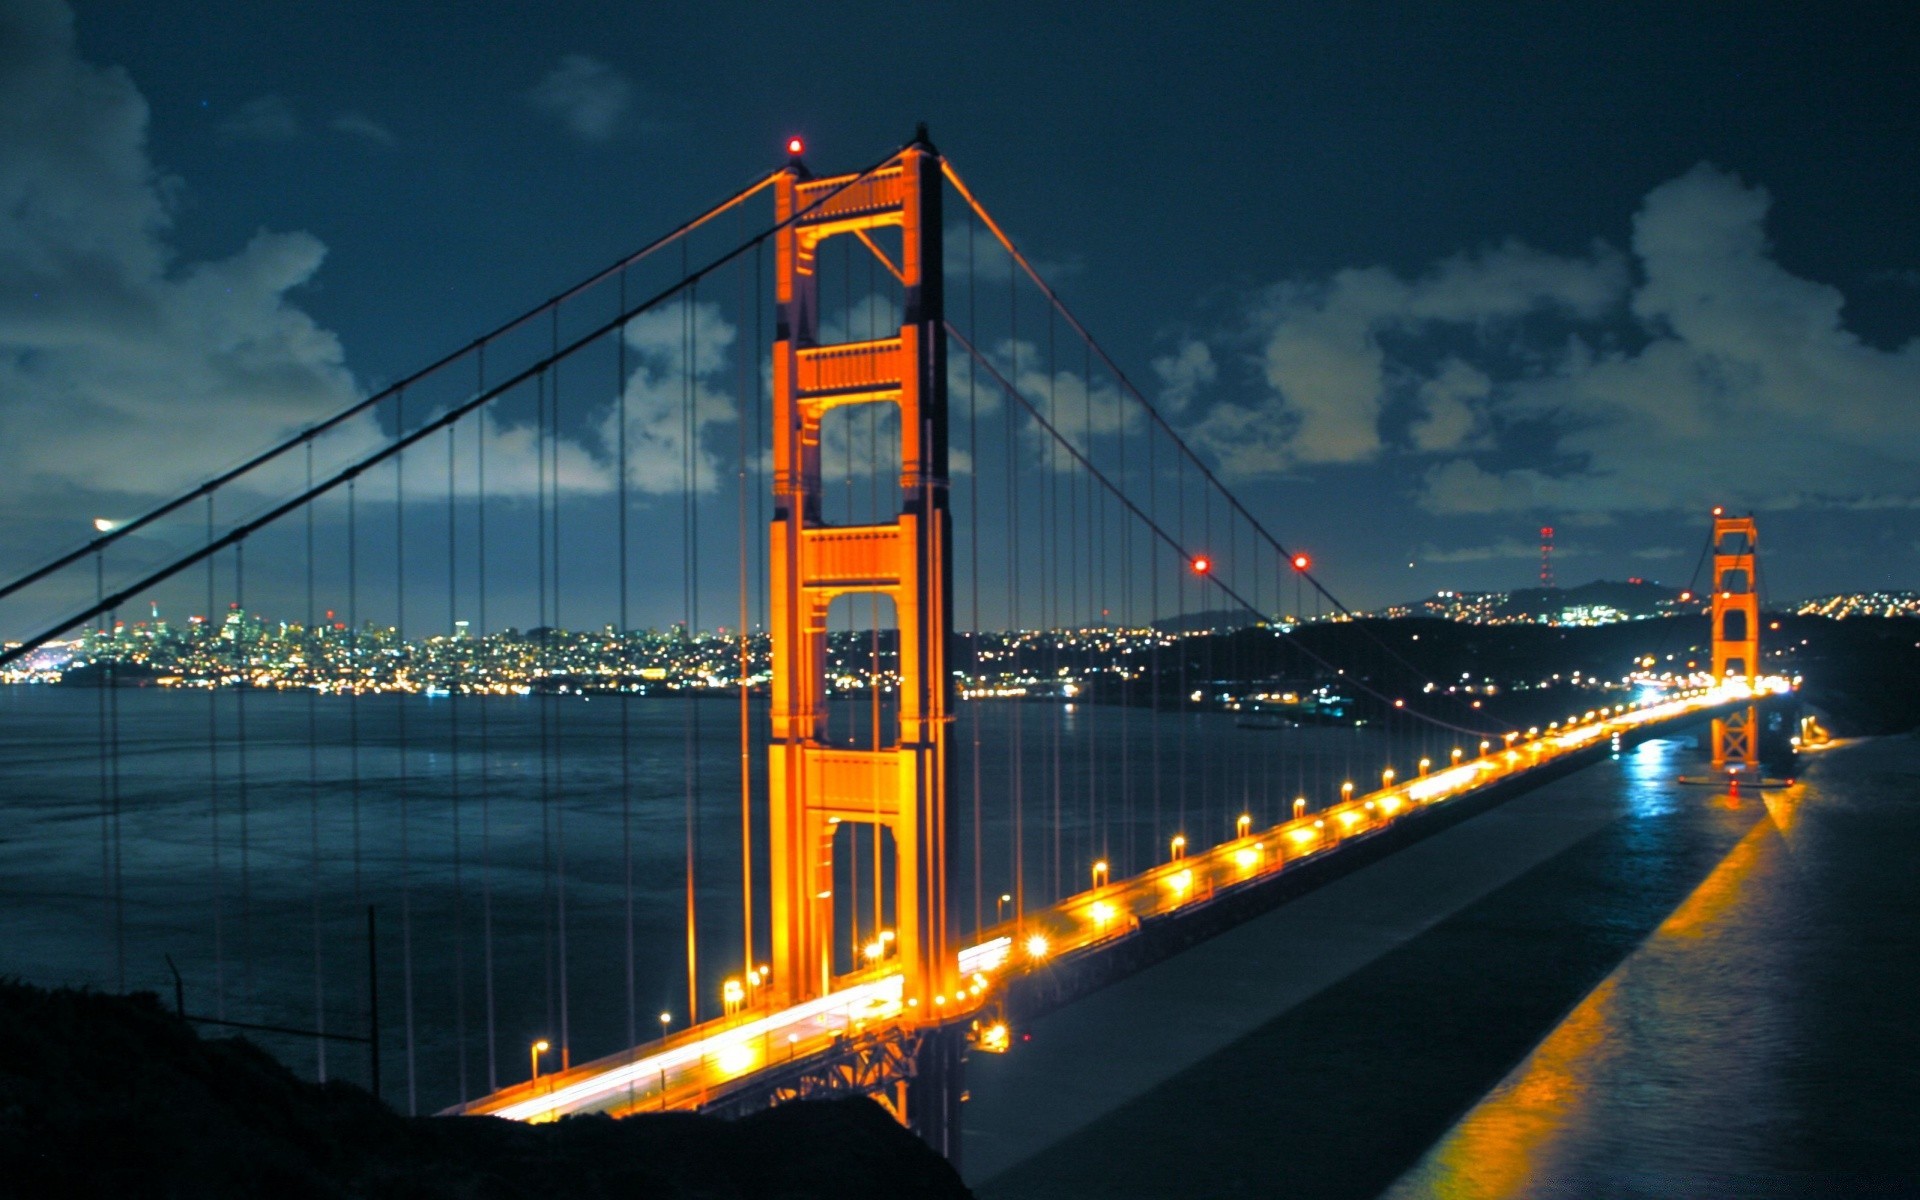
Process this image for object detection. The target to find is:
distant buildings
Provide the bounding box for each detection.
[1793,591,1920,620]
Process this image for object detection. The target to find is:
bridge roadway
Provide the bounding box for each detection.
[448,677,1788,1126]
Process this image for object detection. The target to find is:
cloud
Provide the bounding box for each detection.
[330,111,395,146]
[219,94,298,142]
[596,301,739,494]
[1184,240,1625,479]
[0,0,608,535]
[0,3,356,507]
[528,55,631,142]
[1181,163,1920,516]
[942,225,1083,287]
[1152,338,1214,414]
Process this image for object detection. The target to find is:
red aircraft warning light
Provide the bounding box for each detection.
[1291,553,1311,571]
[1190,556,1211,575]
[786,137,805,156]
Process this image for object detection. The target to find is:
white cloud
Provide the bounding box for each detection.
[0,4,353,504]
[597,301,738,494]
[330,111,395,146]
[1185,240,1625,478]
[1152,338,1214,414]
[219,94,298,142]
[0,0,603,526]
[1408,358,1490,452]
[1181,162,1920,516]
[528,55,631,142]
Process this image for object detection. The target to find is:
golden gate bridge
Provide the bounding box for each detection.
[0,129,1787,1164]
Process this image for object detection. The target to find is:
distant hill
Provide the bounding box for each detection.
[1150,607,1263,634]
[1398,579,1686,622]
[1498,579,1683,619]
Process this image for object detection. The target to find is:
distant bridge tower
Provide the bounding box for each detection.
[766,134,955,1018]
[1708,509,1760,772]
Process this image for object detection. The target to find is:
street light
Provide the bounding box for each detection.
[1451,747,1463,766]
[996,893,1012,922]
[723,977,745,1014]
[659,1011,672,1032]
[1236,813,1252,839]
[1170,835,1187,861]
[1341,781,1354,804]
[1293,796,1307,819]
[1092,860,1109,889]
[1382,767,1396,789]
[530,1039,550,1085]
[1418,757,1431,776]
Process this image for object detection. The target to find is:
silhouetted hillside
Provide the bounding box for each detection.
[0,981,970,1199]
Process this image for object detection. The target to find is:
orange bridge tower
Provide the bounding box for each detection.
[1709,509,1760,772]
[765,132,956,1018]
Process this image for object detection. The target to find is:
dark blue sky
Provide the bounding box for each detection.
[4,0,1917,629]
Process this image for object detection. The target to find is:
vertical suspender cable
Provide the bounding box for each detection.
[235,538,251,1003]
[618,272,636,1048]
[682,260,700,1025]
[307,443,327,1079]
[1046,308,1061,900]
[735,220,755,1004]
[966,212,982,937]
[448,422,467,1099]
[396,389,417,1115]
[208,494,225,1020]
[476,348,497,1092]
[536,367,554,1042]
[550,308,571,1070]
[1006,263,1023,921]
[94,555,109,986]
[348,481,362,912]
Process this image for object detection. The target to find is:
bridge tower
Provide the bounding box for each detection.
[1708,509,1760,772]
[765,134,956,1021]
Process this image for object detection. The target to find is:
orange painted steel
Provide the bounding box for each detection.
[1709,512,1760,771]
[766,138,954,1014]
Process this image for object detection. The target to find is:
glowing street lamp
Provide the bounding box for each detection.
[1451,747,1463,766]
[1480,740,1491,756]
[1341,781,1354,804]
[1418,757,1431,776]
[1092,860,1109,889]
[723,977,746,1014]
[1169,834,1187,861]
[996,893,1012,922]
[1293,796,1307,819]
[530,1039,550,1085]
[1236,813,1252,839]
[659,1011,672,1032]
[1382,767,1396,789]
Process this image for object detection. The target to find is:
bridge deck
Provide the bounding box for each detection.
[448,679,1785,1124]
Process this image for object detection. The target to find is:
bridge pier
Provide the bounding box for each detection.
[905,1022,967,1167]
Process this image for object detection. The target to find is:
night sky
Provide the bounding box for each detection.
[4,0,1917,627]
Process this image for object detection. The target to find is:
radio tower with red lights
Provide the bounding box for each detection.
[1539,525,1555,589]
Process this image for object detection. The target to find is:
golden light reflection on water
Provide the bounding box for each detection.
[1384,796,1795,1200]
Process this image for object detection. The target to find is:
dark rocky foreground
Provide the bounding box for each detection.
[0,981,971,1199]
